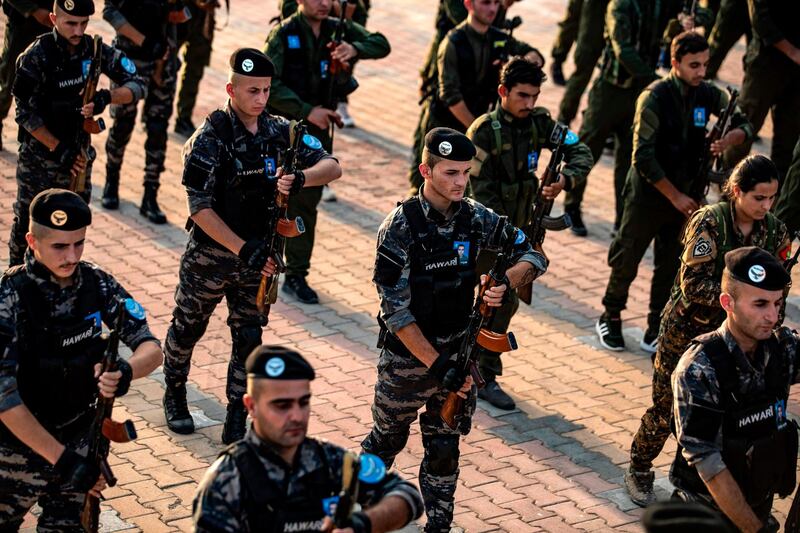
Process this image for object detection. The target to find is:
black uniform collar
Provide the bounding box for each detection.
[24,249,82,291]
[245,424,310,470]
[224,101,271,142]
[717,321,770,373]
[417,184,463,225]
[51,28,90,56]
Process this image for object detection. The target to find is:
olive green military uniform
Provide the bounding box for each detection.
[0,0,51,140]
[723,0,800,180]
[628,201,789,475]
[774,137,800,235]
[602,73,752,334]
[409,21,537,192]
[706,0,750,79]
[551,0,583,66]
[265,12,389,279]
[566,0,712,228]
[467,106,593,380]
[279,0,370,26]
[556,0,609,125]
[175,1,217,128]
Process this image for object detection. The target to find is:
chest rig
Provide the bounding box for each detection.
[671,331,798,511]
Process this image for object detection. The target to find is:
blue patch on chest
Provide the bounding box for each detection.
[693,107,707,127]
[287,35,301,49]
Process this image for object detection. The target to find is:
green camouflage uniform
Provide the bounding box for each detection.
[279,0,370,26]
[409,21,537,191]
[363,189,547,532]
[466,106,592,380]
[629,201,789,473]
[602,72,752,333]
[774,137,800,235]
[566,0,712,227]
[0,253,157,530]
[0,0,51,133]
[723,0,800,180]
[175,1,216,127]
[551,0,583,64]
[557,0,609,125]
[706,0,750,79]
[193,427,423,532]
[264,11,390,278]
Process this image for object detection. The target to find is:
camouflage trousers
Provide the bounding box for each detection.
[0,422,91,531]
[163,241,265,403]
[175,4,214,124]
[105,52,178,186]
[9,145,94,266]
[629,300,722,472]
[362,347,476,533]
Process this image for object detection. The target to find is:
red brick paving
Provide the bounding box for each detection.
[1,0,797,531]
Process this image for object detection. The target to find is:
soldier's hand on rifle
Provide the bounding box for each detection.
[276,168,306,196]
[710,129,745,156]
[54,447,101,492]
[94,359,133,398]
[540,174,565,200]
[429,353,468,394]
[330,0,357,20]
[238,239,271,272]
[308,106,344,130]
[82,89,112,117]
[330,42,358,63]
[480,274,508,308]
[322,511,371,533]
[89,474,108,499]
[524,50,545,68]
[70,153,88,179]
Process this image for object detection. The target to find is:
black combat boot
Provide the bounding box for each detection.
[282,274,320,304]
[174,117,196,138]
[221,398,247,444]
[163,383,195,435]
[102,167,120,209]
[140,181,167,224]
[550,60,567,86]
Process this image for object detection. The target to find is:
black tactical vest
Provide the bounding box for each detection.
[0,264,105,444]
[671,331,798,513]
[224,439,339,532]
[19,33,91,145]
[431,26,509,130]
[117,0,168,58]
[649,79,715,199]
[191,110,282,245]
[403,196,478,341]
[277,17,339,106]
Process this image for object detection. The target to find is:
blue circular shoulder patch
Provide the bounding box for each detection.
[564,130,580,146]
[124,298,146,320]
[358,453,386,484]
[120,56,136,74]
[303,134,322,150]
[514,228,526,245]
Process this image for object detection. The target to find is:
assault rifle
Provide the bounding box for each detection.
[441,219,519,429]
[70,35,105,194]
[324,0,355,141]
[80,298,137,533]
[256,122,306,323]
[518,123,572,305]
[706,86,740,186]
[330,453,385,530]
[784,231,800,274]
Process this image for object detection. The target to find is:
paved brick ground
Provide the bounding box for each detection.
[0,1,798,531]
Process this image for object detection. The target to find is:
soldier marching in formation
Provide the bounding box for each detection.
[0,0,799,530]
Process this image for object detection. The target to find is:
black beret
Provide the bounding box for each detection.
[642,501,734,533]
[424,127,476,162]
[55,0,95,16]
[30,189,92,231]
[246,345,315,381]
[724,246,790,291]
[229,48,275,77]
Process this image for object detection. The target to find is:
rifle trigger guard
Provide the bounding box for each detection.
[541,214,572,231]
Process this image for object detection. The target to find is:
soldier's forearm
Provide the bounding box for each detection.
[110,87,135,106]
[190,208,246,255]
[116,23,146,46]
[507,261,537,289]
[705,468,763,533]
[448,101,475,129]
[395,323,440,367]
[303,159,342,187]
[28,126,60,151]
[129,340,163,380]
[364,495,415,533]
[0,404,65,465]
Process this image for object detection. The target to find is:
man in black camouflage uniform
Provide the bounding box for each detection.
[671,247,798,532]
[100,0,190,224]
[193,345,423,533]
[0,189,163,530]
[363,128,548,533]
[161,49,341,445]
[9,0,145,267]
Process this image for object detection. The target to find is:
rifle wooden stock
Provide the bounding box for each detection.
[276,216,304,238]
[476,329,517,353]
[102,418,137,443]
[83,117,105,135]
[168,6,192,23]
[71,35,104,195]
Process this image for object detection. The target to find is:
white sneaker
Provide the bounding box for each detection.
[337,102,355,128]
[321,185,338,202]
[639,331,658,354]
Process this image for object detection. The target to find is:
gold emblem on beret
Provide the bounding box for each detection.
[51,210,68,227]
[64,0,75,11]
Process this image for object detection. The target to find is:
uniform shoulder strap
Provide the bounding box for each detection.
[699,332,738,399]
[709,202,732,275]
[764,212,778,253]
[224,441,281,526]
[207,109,234,148]
[400,196,430,245]
[488,108,502,155]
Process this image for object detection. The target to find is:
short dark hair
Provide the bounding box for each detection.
[500,56,546,90]
[723,154,781,199]
[670,31,709,63]
[421,149,444,170]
